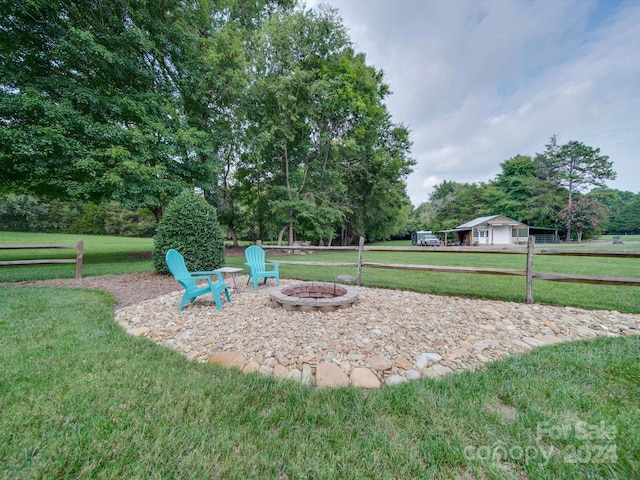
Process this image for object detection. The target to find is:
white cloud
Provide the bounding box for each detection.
[312,0,640,204]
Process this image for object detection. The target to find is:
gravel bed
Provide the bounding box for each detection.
[7,273,640,387]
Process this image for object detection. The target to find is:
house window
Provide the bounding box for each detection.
[511,228,527,237]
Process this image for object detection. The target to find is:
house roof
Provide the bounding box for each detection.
[456,215,528,230]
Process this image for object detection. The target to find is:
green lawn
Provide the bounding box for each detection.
[0,232,154,281]
[1,286,638,479]
[540,235,640,250]
[3,231,640,313]
[1,233,639,478]
[224,247,640,314]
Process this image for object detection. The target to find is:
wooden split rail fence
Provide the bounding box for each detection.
[0,240,84,278]
[262,236,640,304]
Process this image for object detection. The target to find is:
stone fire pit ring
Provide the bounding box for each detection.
[269,282,359,312]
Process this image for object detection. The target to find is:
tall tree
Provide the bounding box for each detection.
[487,155,538,222]
[486,154,567,228]
[535,136,616,241]
[240,6,413,245]
[430,181,488,230]
[407,202,436,233]
[341,120,414,243]
[557,196,608,241]
[240,7,349,244]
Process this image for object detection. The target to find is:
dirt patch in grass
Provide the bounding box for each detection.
[4,272,180,310]
[2,248,251,309]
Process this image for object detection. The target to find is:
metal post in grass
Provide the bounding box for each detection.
[526,235,535,304]
[356,236,364,286]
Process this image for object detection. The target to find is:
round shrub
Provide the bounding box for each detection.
[153,191,225,275]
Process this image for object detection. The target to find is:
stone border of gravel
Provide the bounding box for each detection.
[114,280,640,388]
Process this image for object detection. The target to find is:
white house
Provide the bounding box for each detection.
[441,215,529,246]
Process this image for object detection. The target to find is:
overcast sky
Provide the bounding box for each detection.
[308,0,640,206]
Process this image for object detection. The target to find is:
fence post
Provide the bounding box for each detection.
[356,236,364,286]
[526,235,535,304]
[76,239,84,279]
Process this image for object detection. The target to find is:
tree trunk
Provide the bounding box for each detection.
[151,206,162,223]
[566,169,574,241]
[228,227,239,248]
[288,220,294,246]
[277,225,287,246]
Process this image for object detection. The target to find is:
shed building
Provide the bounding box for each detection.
[439,215,529,246]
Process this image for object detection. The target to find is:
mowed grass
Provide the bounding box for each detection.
[3,231,640,313]
[1,287,638,479]
[0,232,153,281]
[224,246,640,313]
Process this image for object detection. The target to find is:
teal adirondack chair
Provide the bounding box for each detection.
[165,249,231,311]
[244,245,280,290]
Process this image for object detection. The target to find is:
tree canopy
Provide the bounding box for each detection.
[1,0,414,244]
[534,136,616,240]
[5,1,631,243]
[0,0,253,219]
[234,6,414,245]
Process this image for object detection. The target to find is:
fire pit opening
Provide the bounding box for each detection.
[269,282,359,312]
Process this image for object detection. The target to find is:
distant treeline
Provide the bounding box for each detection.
[0,195,157,237]
[405,147,640,240]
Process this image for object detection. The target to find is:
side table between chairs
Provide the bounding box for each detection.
[214,266,245,294]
